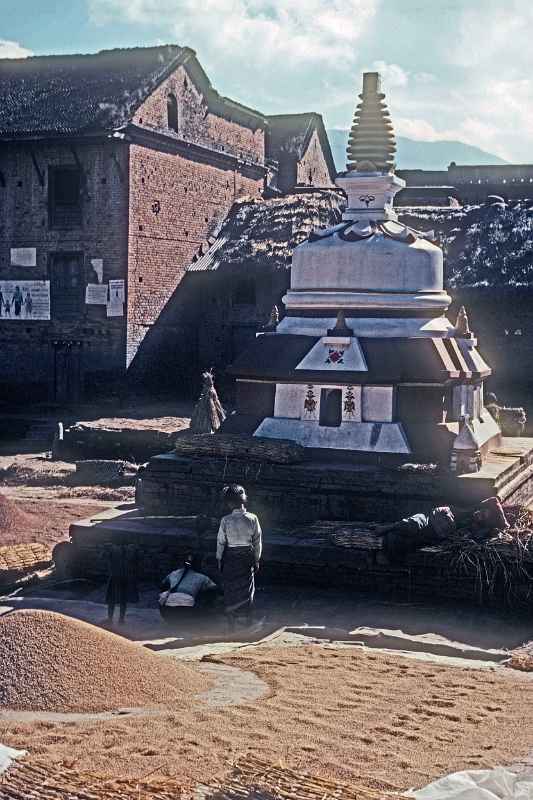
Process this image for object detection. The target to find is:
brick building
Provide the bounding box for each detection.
[0,46,337,405]
[397,163,533,205]
[0,45,267,404]
[127,190,344,399]
[265,114,336,194]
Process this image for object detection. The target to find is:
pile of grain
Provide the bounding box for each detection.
[0,610,207,713]
[0,494,34,545]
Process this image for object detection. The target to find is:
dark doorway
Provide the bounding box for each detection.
[53,341,83,403]
[50,252,84,321]
[319,388,342,427]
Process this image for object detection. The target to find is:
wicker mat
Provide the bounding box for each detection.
[198,755,409,800]
[0,759,184,800]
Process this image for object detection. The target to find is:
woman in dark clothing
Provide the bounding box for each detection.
[105,543,139,624]
[216,484,262,627]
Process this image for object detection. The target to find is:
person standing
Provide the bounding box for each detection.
[105,542,139,624]
[12,286,23,317]
[24,289,33,318]
[216,484,262,626]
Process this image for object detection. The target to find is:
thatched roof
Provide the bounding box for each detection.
[188,189,344,274]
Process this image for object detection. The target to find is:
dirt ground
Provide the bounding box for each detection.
[0,643,531,794]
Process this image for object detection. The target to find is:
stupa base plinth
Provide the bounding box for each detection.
[137,436,533,527]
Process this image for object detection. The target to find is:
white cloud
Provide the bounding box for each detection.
[89,0,378,69]
[369,61,408,88]
[395,117,441,141]
[451,1,533,70]
[0,39,33,59]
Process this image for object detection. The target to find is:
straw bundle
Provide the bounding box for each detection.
[0,542,51,577]
[0,759,184,800]
[441,505,533,606]
[174,434,305,464]
[199,754,409,800]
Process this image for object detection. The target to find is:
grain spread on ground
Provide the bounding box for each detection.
[0,610,208,713]
[0,491,102,547]
[0,494,34,545]
[1,644,532,792]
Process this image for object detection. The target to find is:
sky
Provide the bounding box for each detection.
[1,0,532,162]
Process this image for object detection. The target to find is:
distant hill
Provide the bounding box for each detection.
[327,129,508,172]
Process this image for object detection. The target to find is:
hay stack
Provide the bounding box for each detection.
[0,610,207,713]
[190,372,226,434]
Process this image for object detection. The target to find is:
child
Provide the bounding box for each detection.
[216,484,262,627]
[105,542,139,624]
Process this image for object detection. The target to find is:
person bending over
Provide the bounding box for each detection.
[159,554,220,622]
[216,484,262,627]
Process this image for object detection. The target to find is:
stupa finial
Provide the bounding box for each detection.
[346,72,396,173]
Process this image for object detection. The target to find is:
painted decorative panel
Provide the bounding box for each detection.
[274,384,303,419]
[362,386,393,422]
[342,385,362,422]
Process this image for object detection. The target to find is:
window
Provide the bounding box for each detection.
[362,386,394,422]
[319,389,342,427]
[49,253,84,320]
[49,167,81,228]
[167,94,178,132]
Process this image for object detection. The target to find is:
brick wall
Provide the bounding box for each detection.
[296,129,335,188]
[132,65,265,164]
[0,141,129,403]
[125,65,265,372]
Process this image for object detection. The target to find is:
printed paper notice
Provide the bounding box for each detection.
[90,258,104,284]
[0,280,50,320]
[85,284,108,305]
[108,279,125,303]
[10,248,36,267]
[106,301,123,317]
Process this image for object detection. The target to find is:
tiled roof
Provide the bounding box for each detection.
[228,334,463,383]
[0,45,266,139]
[187,236,228,272]
[0,45,187,137]
[186,190,344,274]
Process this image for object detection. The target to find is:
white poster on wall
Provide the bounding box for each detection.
[85,284,108,305]
[10,248,37,267]
[106,300,123,317]
[90,258,104,284]
[108,279,125,303]
[0,280,50,320]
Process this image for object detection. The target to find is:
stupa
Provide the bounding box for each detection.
[64,73,533,608]
[227,72,500,469]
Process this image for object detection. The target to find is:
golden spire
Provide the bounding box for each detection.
[346,72,397,173]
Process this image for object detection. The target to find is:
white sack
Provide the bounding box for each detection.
[0,743,26,775]
[409,767,533,800]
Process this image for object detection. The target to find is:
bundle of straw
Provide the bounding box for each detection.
[0,759,183,800]
[198,754,408,800]
[174,434,305,464]
[440,505,533,606]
